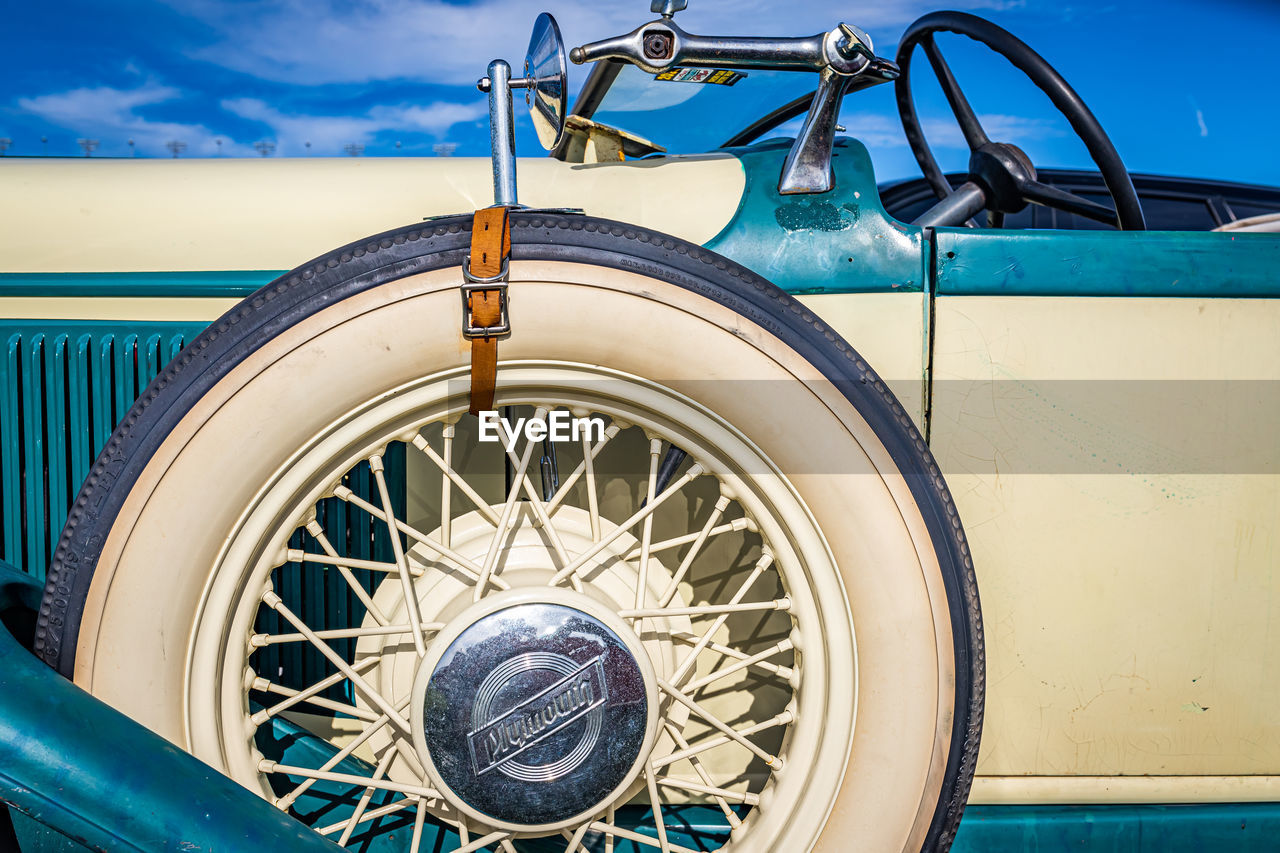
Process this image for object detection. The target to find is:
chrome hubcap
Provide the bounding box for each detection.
[411,589,657,831]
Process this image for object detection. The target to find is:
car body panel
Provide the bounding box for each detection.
[0,155,745,272]
[932,294,1280,801]
[3,127,1280,850]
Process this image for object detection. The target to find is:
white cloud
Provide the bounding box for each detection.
[17,83,246,157]
[222,98,487,156]
[763,110,1062,151]
[165,0,1026,88]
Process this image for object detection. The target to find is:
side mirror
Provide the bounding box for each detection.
[525,13,568,150]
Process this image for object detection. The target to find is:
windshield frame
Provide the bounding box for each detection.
[553,60,892,158]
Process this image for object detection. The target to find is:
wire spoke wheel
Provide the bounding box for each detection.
[38,213,982,852]
[235,385,822,852]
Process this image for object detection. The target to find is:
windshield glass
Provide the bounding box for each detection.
[589,64,813,153]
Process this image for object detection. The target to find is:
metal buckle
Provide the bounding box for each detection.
[461,254,511,339]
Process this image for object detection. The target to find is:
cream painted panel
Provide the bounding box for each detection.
[0,297,239,322]
[972,774,1280,805]
[0,156,743,273]
[932,296,1280,793]
[0,293,927,432]
[796,293,927,429]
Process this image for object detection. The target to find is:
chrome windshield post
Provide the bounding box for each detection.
[779,68,851,195]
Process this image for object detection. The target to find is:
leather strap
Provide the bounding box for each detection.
[466,207,511,415]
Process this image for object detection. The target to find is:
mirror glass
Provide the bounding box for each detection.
[525,13,568,150]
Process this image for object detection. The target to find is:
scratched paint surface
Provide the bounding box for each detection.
[930,295,1280,780]
[705,138,928,294]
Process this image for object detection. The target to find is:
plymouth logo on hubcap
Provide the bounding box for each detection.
[414,599,653,827]
[469,653,608,777]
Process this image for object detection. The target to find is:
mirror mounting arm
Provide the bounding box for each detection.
[572,20,899,194]
[477,60,522,207]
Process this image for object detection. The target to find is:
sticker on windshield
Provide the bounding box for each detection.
[654,67,745,86]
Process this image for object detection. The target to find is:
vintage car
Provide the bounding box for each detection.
[1,3,1278,852]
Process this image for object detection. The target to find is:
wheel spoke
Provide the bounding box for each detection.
[653,710,794,770]
[656,677,782,769]
[285,549,402,574]
[440,423,455,547]
[496,419,575,571]
[411,432,501,527]
[251,621,442,647]
[670,630,794,680]
[250,657,379,725]
[644,767,672,853]
[659,720,741,827]
[335,743,399,845]
[668,551,775,686]
[550,462,706,585]
[545,423,622,516]
[454,831,511,853]
[371,453,427,657]
[562,822,592,853]
[276,697,412,810]
[634,438,664,617]
[624,518,753,561]
[263,590,411,732]
[656,776,759,806]
[319,796,417,837]
[259,760,440,799]
[583,428,602,542]
[475,407,547,601]
[306,519,390,625]
[333,485,507,589]
[620,599,789,620]
[409,796,429,853]
[585,821,702,853]
[657,493,731,607]
[683,638,795,694]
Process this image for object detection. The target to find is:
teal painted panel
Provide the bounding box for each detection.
[12,811,88,853]
[0,270,281,298]
[954,803,1280,851]
[705,139,928,294]
[935,228,1280,297]
[0,321,207,579]
[0,567,344,853]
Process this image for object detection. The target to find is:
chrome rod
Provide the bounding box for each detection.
[483,60,518,207]
[913,181,988,228]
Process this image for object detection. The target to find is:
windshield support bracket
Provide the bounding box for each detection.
[778,69,851,194]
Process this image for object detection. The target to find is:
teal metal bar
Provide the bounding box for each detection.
[0,565,345,853]
[934,228,1280,297]
[0,336,20,568]
[953,802,1280,851]
[20,335,46,582]
[0,271,281,298]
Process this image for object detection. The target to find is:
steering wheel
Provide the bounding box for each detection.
[895,11,1146,230]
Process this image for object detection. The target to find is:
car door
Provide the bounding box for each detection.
[928,225,1280,804]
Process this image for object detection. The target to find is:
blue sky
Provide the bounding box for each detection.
[2,0,1278,186]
